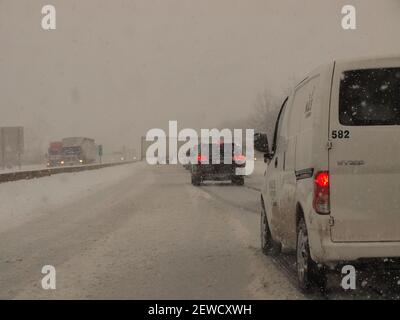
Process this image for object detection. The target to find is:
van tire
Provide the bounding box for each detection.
[261,202,281,256]
[296,218,327,293]
[191,174,201,186]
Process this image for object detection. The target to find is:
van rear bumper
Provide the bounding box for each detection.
[308,217,400,264]
[317,240,400,263]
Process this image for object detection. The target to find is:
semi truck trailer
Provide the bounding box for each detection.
[61,137,97,166]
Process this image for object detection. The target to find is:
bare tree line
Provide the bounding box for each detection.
[220,86,291,141]
[248,89,282,138]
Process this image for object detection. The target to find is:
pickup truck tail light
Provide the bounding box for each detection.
[313,171,330,215]
[233,154,246,162]
[197,154,207,163]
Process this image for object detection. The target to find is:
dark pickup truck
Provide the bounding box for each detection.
[190,143,245,186]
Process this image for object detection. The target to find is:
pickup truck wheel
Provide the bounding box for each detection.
[191,174,201,186]
[261,203,281,256]
[232,176,244,186]
[296,218,327,293]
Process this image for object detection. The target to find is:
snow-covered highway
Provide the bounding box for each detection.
[0,162,398,299]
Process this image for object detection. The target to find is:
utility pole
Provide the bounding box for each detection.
[1,128,4,170]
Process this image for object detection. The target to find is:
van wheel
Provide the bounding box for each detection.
[296,218,327,293]
[191,174,201,186]
[261,202,281,256]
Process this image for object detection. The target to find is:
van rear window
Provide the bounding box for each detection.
[339,67,400,126]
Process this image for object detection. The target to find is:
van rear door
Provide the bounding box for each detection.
[329,57,400,242]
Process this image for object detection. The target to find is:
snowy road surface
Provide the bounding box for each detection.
[0,162,399,299]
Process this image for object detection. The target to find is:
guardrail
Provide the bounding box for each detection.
[0,161,137,184]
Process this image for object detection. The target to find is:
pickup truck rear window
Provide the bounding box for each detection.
[197,143,240,157]
[339,67,400,126]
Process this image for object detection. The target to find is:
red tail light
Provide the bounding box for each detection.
[197,154,207,162]
[233,154,246,162]
[313,171,330,215]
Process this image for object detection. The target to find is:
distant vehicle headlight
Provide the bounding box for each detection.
[60,160,64,165]
[79,159,83,163]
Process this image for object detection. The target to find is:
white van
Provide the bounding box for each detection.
[260,56,400,292]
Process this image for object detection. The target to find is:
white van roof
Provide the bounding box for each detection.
[293,54,400,89]
[334,54,400,66]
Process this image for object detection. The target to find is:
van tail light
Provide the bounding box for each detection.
[313,171,330,215]
[197,154,207,163]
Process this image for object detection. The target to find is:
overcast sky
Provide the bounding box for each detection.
[1,0,400,154]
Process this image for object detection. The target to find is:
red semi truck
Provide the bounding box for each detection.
[47,141,63,167]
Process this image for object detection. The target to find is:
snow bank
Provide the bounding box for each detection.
[0,162,143,233]
[0,164,46,173]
